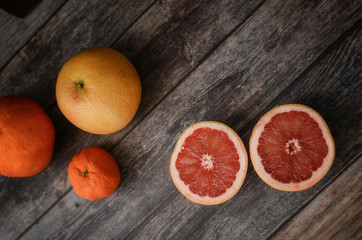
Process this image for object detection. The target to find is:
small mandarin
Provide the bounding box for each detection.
[68,146,121,200]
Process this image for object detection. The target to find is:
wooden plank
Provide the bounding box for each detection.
[269,156,362,240]
[0,0,265,239]
[115,19,362,240]
[0,0,67,70]
[0,0,156,237]
[0,0,155,110]
[15,0,361,239]
[167,23,362,240]
[165,24,362,240]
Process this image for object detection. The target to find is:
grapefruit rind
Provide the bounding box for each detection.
[170,121,248,205]
[249,104,335,191]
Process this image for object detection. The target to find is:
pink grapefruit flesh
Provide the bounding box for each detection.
[250,104,335,191]
[170,121,248,205]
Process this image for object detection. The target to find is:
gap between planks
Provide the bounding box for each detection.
[107,18,362,240]
[13,1,267,239]
[266,152,362,239]
[2,0,270,238]
[0,0,69,72]
[15,188,73,240]
[0,0,158,74]
[40,0,159,115]
[41,0,192,114]
[108,0,267,175]
[174,23,362,240]
[126,19,361,239]
[10,1,361,239]
[236,17,362,135]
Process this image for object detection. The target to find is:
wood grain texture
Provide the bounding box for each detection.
[0,0,155,110]
[15,0,361,239]
[269,156,362,240]
[0,0,67,70]
[0,0,156,238]
[0,0,265,239]
[112,18,362,240]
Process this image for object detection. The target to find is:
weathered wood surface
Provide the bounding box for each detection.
[0,0,155,109]
[270,156,362,240]
[0,0,361,239]
[0,0,265,238]
[0,0,67,69]
[114,21,361,240]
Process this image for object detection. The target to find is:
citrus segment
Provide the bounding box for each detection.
[170,121,248,205]
[250,104,335,191]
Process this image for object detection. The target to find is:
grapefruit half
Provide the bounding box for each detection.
[170,121,248,205]
[249,104,335,191]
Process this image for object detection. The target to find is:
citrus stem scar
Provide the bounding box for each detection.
[75,80,84,90]
[82,170,89,177]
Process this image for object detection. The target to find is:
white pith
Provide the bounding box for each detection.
[201,154,214,170]
[250,104,335,191]
[170,121,248,205]
[285,139,300,154]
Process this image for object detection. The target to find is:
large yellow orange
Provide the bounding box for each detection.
[56,47,142,135]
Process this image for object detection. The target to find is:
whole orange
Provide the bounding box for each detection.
[56,47,142,135]
[0,95,55,177]
[68,146,121,201]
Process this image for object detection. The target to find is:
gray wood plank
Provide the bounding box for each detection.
[166,23,362,240]
[0,0,67,70]
[116,18,362,240]
[16,0,361,239]
[0,0,155,238]
[0,0,155,110]
[269,156,362,240]
[0,0,265,239]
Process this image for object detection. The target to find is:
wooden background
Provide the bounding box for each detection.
[0,0,361,239]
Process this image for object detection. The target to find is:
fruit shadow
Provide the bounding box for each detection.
[107,143,136,192]
[0,0,40,18]
[290,94,358,148]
